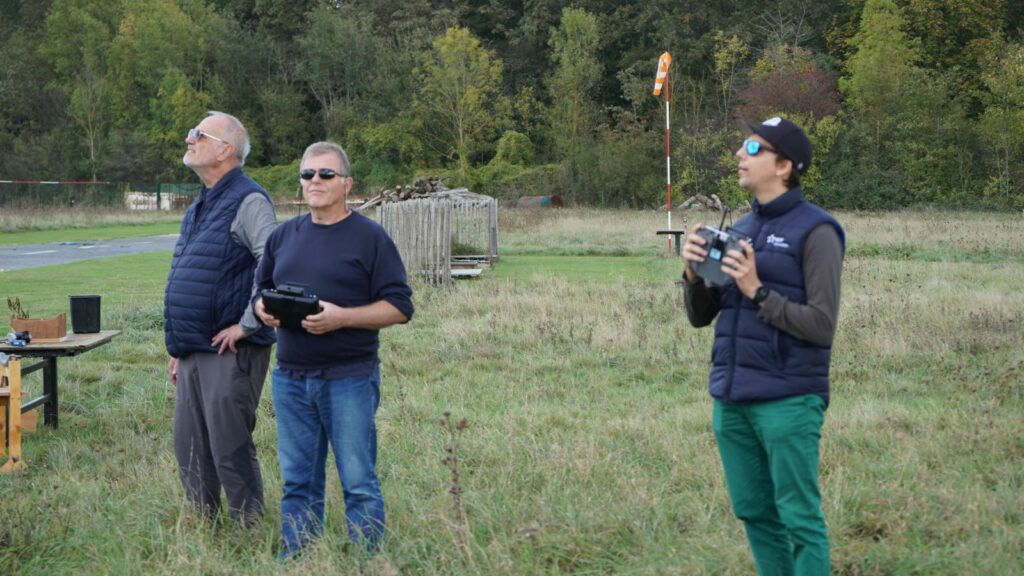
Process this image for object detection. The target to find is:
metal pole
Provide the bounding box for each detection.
[43,357,58,429]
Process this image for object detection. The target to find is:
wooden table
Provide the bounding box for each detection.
[0,330,120,430]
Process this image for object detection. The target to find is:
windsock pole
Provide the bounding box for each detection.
[653,52,673,252]
[664,72,671,235]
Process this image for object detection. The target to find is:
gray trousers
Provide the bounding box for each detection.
[173,346,271,524]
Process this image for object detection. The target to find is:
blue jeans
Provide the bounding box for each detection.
[272,367,384,556]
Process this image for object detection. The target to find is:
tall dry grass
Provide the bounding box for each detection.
[0,206,184,233]
[0,208,1020,574]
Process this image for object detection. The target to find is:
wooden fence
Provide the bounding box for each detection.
[378,198,452,285]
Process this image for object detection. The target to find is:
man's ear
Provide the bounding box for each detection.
[775,157,794,181]
[218,143,236,163]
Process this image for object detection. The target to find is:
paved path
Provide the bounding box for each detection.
[0,234,179,271]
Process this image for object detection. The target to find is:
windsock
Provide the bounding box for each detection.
[653,52,672,96]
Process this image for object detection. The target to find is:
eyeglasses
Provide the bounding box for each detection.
[742,138,777,156]
[187,128,228,145]
[300,168,347,180]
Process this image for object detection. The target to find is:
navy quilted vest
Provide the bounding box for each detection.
[164,168,275,358]
[709,187,845,405]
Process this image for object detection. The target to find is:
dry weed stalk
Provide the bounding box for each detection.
[440,410,472,562]
[6,296,28,319]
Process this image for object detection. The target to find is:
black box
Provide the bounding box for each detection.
[261,284,320,330]
[69,295,101,333]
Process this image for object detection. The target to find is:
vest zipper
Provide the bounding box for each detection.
[723,288,743,402]
[723,217,763,402]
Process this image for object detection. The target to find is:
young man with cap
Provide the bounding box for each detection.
[681,117,844,575]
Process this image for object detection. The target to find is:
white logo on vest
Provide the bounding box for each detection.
[766,234,790,249]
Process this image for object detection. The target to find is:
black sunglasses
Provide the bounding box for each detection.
[299,168,347,180]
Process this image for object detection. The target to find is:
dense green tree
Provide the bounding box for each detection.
[978,40,1024,208]
[297,5,390,138]
[348,120,427,189]
[0,0,1020,208]
[251,0,318,41]
[107,0,208,125]
[205,19,283,164]
[413,26,507,185]
[712,32,750,116]
[904,0,1005,113]
[842,0,920,151]
[40,0,121,179]
[0,25,66,179]
[838,0,972,207]
[547,8,601,199]
[104,0,226,178]
[148,67,212,179]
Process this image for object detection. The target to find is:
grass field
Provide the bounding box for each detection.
[0,208,1021,575]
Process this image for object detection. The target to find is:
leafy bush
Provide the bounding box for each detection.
[246,160,301,201]
[349,121,427,190]
[570,128,662,207]
[493,130,535,165]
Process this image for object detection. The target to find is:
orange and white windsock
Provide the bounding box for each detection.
[652,52,672,96]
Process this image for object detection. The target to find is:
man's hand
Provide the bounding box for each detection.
[211,324,249,354]
[168,356,178,386]
[254,298,280,328]
[301,300,348,335]
[681,222,708,283]
[722,240,762,299]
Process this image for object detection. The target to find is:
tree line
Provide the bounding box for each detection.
[1,0,1023,209]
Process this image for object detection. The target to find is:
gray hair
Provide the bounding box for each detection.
[301,141,351,176]
[207,111,251,165]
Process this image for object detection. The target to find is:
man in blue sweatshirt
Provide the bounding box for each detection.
[254,141,413,557]
[681,117,844,575]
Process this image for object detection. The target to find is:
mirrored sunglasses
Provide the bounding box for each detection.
[743,138,777,156]
[300,168,347,180]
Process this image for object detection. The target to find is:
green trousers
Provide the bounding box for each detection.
[712,394,830,576]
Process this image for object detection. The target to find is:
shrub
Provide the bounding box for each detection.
[247,160,301,201]
[493,130,535,165]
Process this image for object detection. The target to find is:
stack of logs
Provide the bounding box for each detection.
[357,177,449,212]
[676,194,751,215]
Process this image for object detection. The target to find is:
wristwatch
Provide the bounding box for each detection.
[752,285,770,306]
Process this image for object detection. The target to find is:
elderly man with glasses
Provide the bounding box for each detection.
[681,117,844,575]
[254,141,413,558]
[164,111,277,526]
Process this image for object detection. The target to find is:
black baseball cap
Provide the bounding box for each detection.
[742,117,812,175]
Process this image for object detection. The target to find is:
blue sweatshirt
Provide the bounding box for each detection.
[255,211,414,377]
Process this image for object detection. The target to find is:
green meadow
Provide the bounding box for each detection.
[0,208,1021,575]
